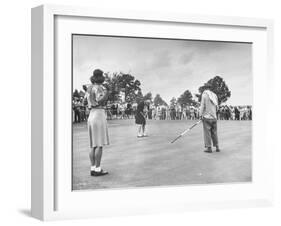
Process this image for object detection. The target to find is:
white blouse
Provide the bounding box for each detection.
[87,84,106,108]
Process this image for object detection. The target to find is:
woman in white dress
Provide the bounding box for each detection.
[87,69,109,176]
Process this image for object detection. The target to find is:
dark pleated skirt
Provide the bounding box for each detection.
[135,112,146,125]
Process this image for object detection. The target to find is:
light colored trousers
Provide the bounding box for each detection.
[202,118,218,148]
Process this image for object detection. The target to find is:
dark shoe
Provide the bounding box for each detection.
[92,169,109,176]
[216,148,221,152]
[204,148,212,153]
[90,170,96,176]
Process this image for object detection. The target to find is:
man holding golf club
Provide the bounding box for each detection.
[199,84,220,153]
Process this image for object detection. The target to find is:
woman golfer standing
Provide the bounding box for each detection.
[87,69,109,176]
[135,101,147,137]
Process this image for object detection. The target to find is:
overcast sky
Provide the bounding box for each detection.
[73,35,252,106]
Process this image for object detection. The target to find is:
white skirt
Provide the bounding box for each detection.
[87,109,109,148]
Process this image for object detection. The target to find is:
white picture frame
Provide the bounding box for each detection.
[31,4,274,221]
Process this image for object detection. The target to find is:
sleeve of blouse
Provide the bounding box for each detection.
[87,87,97,107]
[199,93,206,116]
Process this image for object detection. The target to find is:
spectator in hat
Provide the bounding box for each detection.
[199,84,220,153]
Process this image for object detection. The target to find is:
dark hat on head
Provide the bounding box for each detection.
[205,83,212,88]
[204,83,216,93]
[90,69,105,84]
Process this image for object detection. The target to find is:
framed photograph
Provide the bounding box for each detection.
[31,4,274,221]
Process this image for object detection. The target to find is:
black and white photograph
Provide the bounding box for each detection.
[72,34,252,190]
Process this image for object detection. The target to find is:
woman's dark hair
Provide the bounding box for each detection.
[90,69,105,84]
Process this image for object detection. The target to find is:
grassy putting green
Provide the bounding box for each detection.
[72,119,252,190]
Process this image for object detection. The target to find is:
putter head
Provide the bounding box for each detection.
[171,135,181,144]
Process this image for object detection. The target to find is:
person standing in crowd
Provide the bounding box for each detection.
[225,106,229,120]
[182,106,187,120]
[87,69,110,176]
[148,105,153,119]
[230,106,235,120]
[135,100,147,137]
[152,106,156,120]
[82,85,90,120]
[186,105,190,119]
[79,97,86,121]
[218,106,222,120]
[106,105,113,120]
[195,107,200,120]
[190,106,195,120]
[73,98,81,123]
[239,107,244,120]
[144,103,148,119]
[110,104,116,119]
[179,105,183,120]
[166,106,171,120]
[199,85,220,153]
[160,106,165,120]
[248,106,252,120]
[125,103,132,119]
[120,103,126,119]
[234,106,240,120]
[221,106,225,120]
[170,106,175,120]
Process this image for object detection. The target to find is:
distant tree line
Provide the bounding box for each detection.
[73,72,231,107]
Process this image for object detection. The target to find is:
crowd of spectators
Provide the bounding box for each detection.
[73,96,252,123]
[217,105,252,120]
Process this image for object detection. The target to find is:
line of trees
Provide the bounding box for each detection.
[103,72,142,103]
[141,90,195,108]
[145,75,231,107]
[73,72,231,107]
[196,76,231,105]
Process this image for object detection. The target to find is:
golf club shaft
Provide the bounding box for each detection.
[171,120,202,143]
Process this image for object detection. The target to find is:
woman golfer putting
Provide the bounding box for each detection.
[87,69,110,176]
[135,101,148,138]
